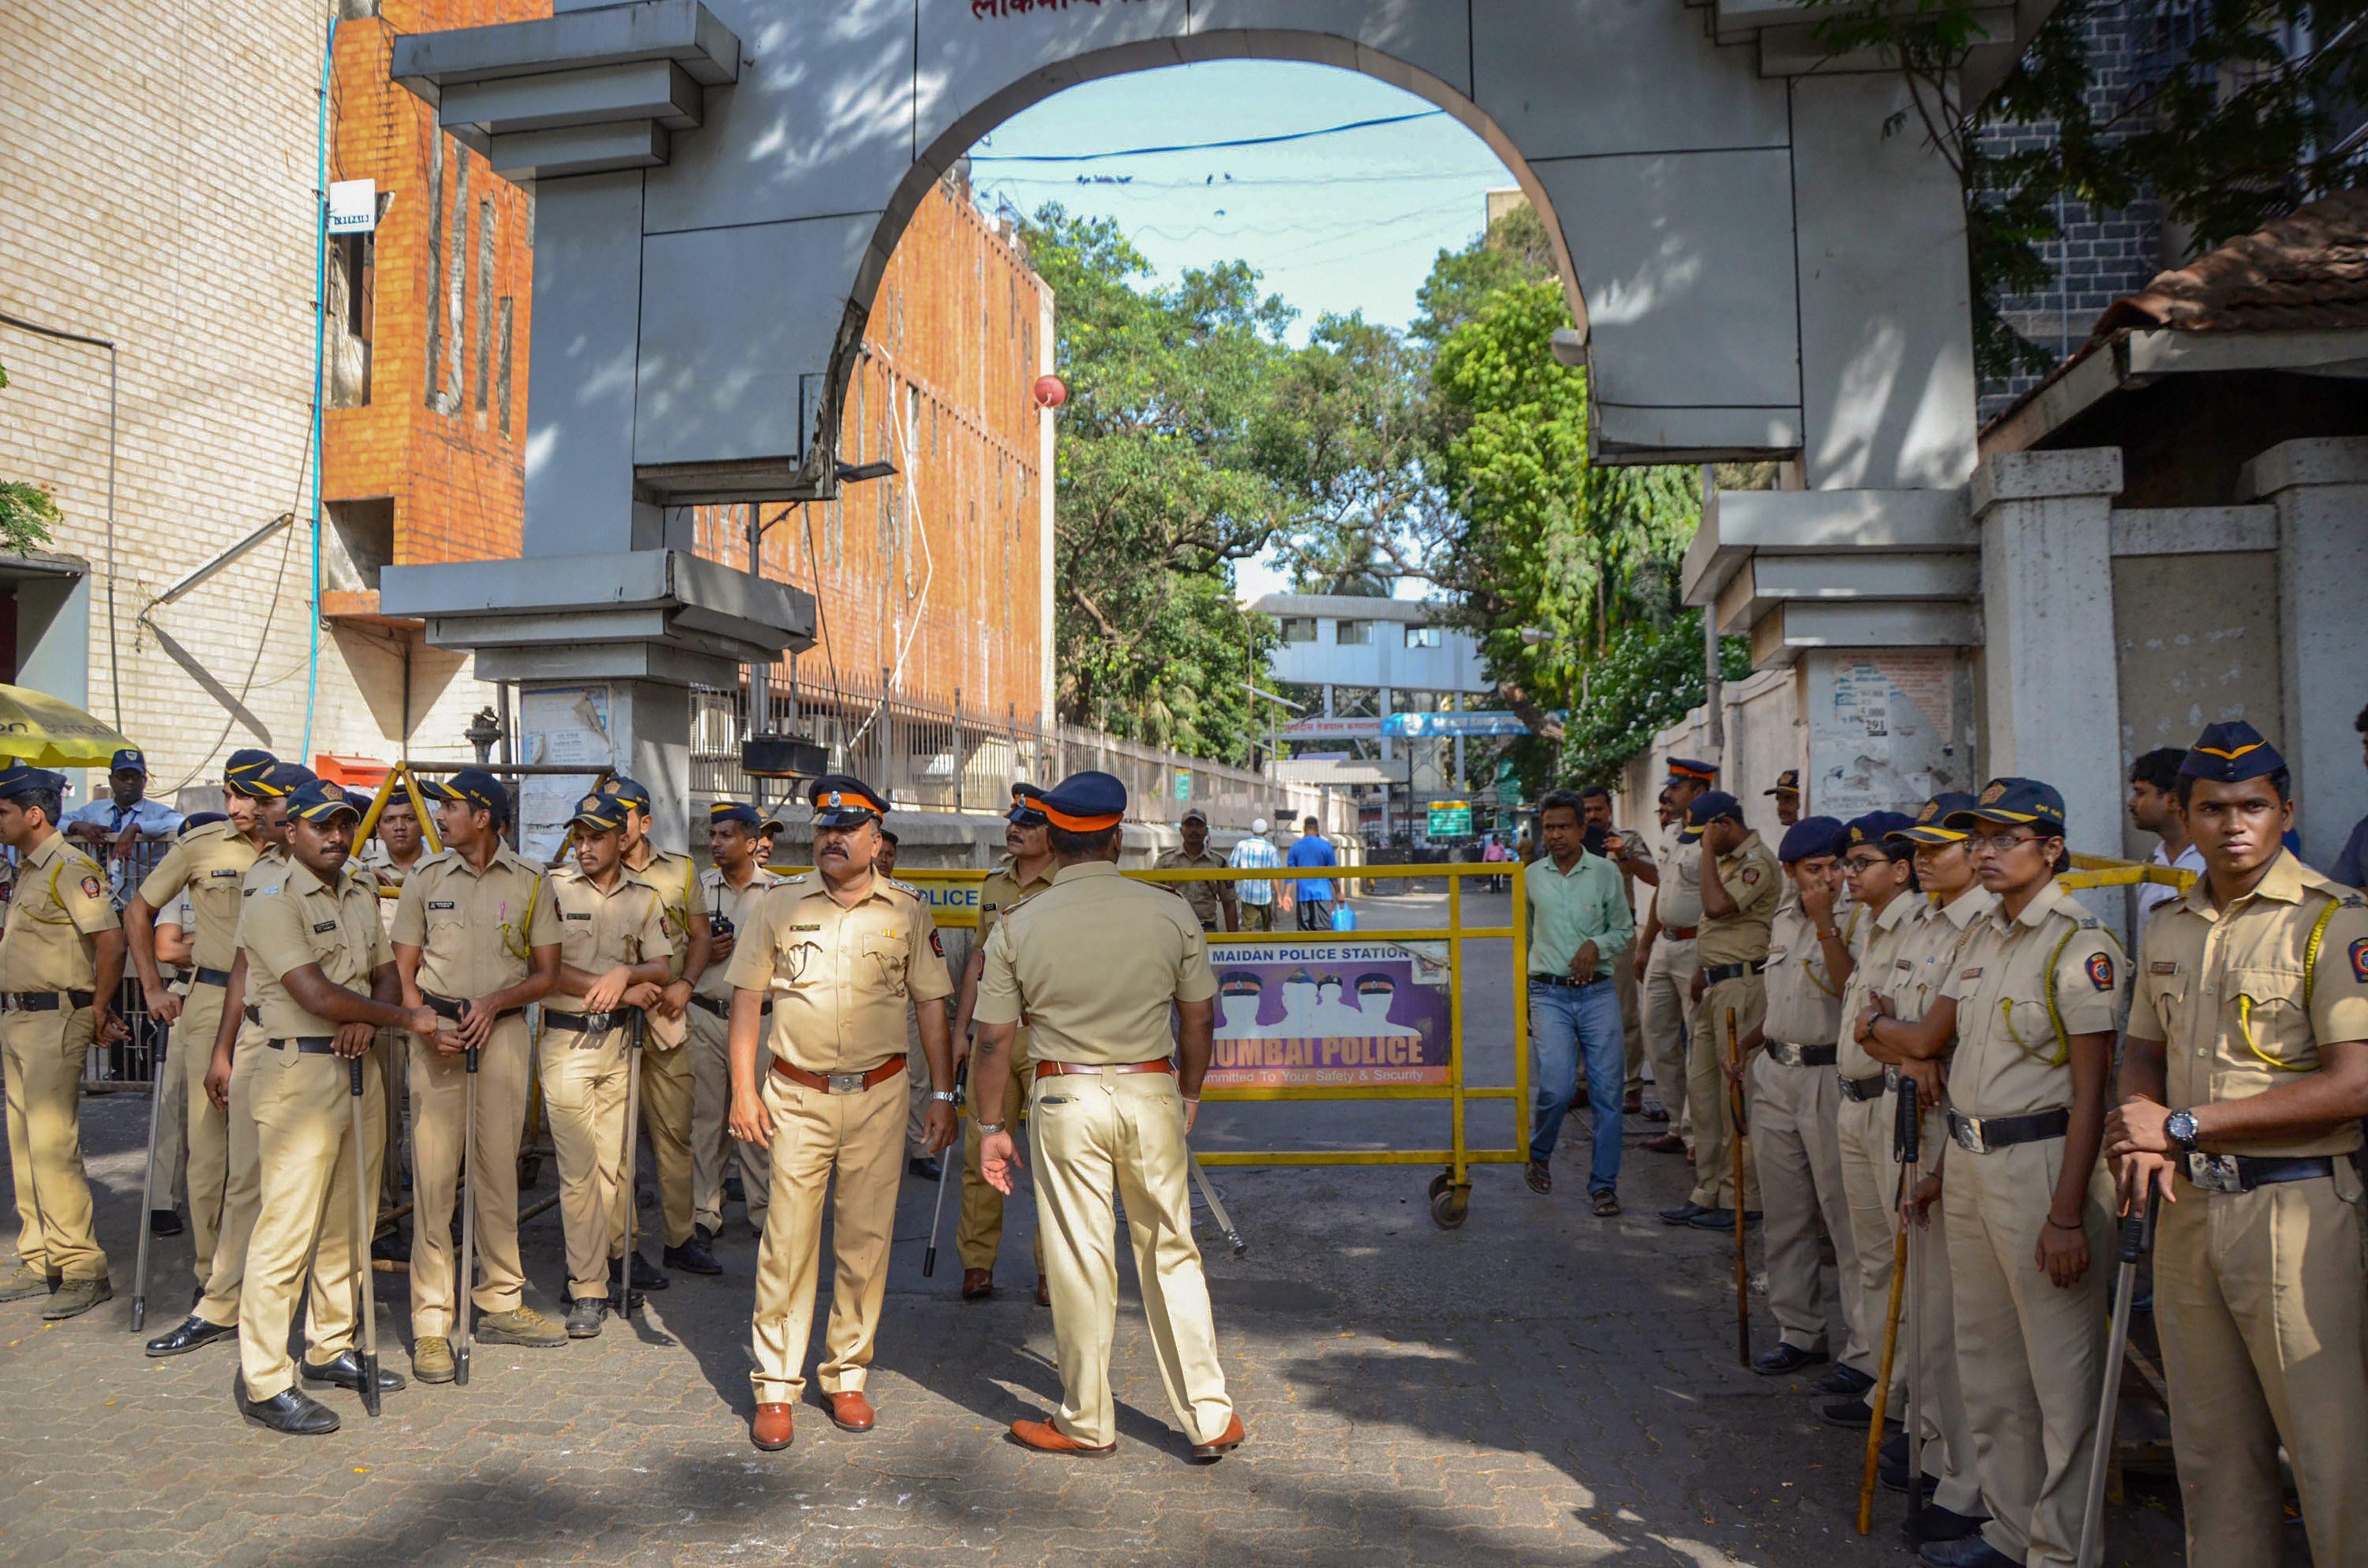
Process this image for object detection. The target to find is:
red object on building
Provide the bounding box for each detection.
[312,755,392,787]
[1033,374,1067,410]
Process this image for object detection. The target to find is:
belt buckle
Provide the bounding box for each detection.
[1767,1041,1797,1068]
[828,1071,866,1095]
[1953,1114,1989,1156]
[2187,1152,2246,1194]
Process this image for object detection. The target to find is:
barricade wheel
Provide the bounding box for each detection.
[1426,1170,1452,1202]
[1429,1185,1469,1230]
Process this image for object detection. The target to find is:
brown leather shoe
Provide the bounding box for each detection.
[826,1389,876,1432]
[750,1403,794,1451]
[960,1269,994,1301]
[1624,1089,1644,1114]
[1034,1273,1051,1307]
[1009,1417,1115,1456]
[1190,1413,1247,1461]
[1643,1132,1687,1155]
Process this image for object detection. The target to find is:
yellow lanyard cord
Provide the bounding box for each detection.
[17,858,82,927]
[2232,900,2341,1073]
[1998,927,2080,1067]
[500,870,547,961]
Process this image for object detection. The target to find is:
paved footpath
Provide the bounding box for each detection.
[3,890,2198,1567]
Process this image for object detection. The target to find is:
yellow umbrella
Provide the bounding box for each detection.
[0,684,137,768]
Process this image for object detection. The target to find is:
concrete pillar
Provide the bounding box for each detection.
[2240,436,2368,867]
[1971,448,2126,927]
[517,679,694,855]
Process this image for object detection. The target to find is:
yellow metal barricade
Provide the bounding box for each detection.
[890,860,1529,1229]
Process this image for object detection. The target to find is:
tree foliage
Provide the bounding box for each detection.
[0,363,60,555]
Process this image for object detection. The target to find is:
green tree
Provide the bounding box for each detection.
[0,363,60,554]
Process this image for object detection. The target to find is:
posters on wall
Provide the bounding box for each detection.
[1805,651,1973,819]
[518,684,613,861]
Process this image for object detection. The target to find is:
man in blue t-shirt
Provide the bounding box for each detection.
[1286,817,1339,931]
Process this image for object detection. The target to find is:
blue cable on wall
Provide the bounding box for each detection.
[301,6,337,763]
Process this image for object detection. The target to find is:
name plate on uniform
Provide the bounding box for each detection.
[1206,940,1450,1088]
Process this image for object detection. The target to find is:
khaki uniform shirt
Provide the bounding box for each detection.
[1838,895,1917,1080]
[1696,832,1780,967]
[0,832,119,991]
[1152,846,1232,930]
[729,874,952,1075]
[1653,835,1705,933]
[136,820,259,973]
[978,855,1056,948]
[975,861,1219,1067]
[2129,850,2368,1158]
[697,864,781,1003]
[625,846,705,979]
[1888,888,1999,1026]
[238,863,388,1039]
[1762,901,1847,1047]
[1941,879,2127,1119]
[546,867,670,1018]
[391,846,561,1001]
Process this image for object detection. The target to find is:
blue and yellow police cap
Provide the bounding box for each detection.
[709,799,762,830]
[2178,721,2285,785]
[287,778,363,826]
[1007,781,1048,828]
[421,767,508,817]
[1944,778,2066,834]
[1892,793,1977,845]
[1843,810,1916,855]
[808,774,888,828]
[224,748,280,797]
[0,761,65,799]
[570,792,629,832]
[267,762,317,796]
[111,748,148,777]
[1685,790,1744,828]
[1665,757,1718,788]
[1039,770,1126,831]
[1777,815,1842,864]
[1764,768,1801,798]
[601,775,654,813]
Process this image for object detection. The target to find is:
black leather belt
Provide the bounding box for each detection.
[1766,1040,1837,1068]
[1663,926,1699,941]
[1528,972,1611,989]
[1838,1070,1890,1103]
[423,993,523,1025]
[192,967,233,988]
[266,1037,336,1055]
[1949,1106,2071,1155]
[1702,959,1768,985]
[2180,1152,2337,1194]
[545,1008,637,1036]
[4,989,96,1011]
[691,993,770,1018]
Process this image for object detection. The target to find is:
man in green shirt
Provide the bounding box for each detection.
[1524,790,1635,1214]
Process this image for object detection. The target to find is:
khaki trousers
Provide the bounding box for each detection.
[237,1044,385,1401]
[639,1026,695,1249]
[1944,1135,2111,1568]
[688,1002,751,1235]
[2154,1166,2368,1568]
[539,1021,633,1301]
[1615,953,1644,1097]
[1836,1093,1903,1413]
[406,1016,532,1337]
[379,1026,408,1218]
[196,1028,266,1326]
[177,982,231,1286]
[957,1066,1043,1275]
[1030,1067,1232,1448]
[1640,936,1696,1144]
[147,1012,187,1213]
[904,1034,936,1157]
[748,1065,906,1404]
[1686,975,1763,1211]
[1749,1054,1866,1370]
[2,1006,105,1281]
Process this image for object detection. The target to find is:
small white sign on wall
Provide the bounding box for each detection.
[327,179,378,234]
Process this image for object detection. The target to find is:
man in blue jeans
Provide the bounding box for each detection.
[1524,790,1634,1214]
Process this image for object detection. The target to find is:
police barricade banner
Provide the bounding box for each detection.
[1207,940,1451,1087]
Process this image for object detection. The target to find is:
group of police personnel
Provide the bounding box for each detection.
[1594,721,2366,1568]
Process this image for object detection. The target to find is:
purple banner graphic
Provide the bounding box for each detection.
[1206,941,1450,1087]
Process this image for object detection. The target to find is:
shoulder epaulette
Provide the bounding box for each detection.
[887,877,925,900]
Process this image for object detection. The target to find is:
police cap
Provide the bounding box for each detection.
[287,779,363,826]
[1944,778,2067,834]
[1685,790,1744,829]
[111,748,148,777]
[1007,781,1048,828]
[421,767,508,819]
[0,762,66,801]
[1777,815,1843,864]
[1665,757,1718,789]
[1842,811,1916,857]
[1039,771,1127,832]
[2178,721,2286,786]
[708,800,762,831]
[1892,793,1978,845]
[808,774,888,829]
[1764,768,1800,797]
[601,775,654,814]
[569,792,629,833]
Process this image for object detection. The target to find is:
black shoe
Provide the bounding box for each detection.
[609,1253,669,1292]
[1821,1398,1886,1428]
[148,1209,184,1238]
[235,1377,341,1435]
[1753,1343,1829,1377]
[1814,1363,1875,1397]
[908,1155,943,1181]
[1687,1207,1737,1230]
[300,1349,407,1394]
[1658,1202,1706,1226]
[370,1228,410,1264]
[1524,1160,1552,1195]
[1902,1504,1988,1548]
[664,1237,722,1276]
[1882,1428,1907,1468]
[566,1294,606,1338]
[1918,1535,2019,1567]
[145,1313,236,1358]
[724,1174,746,1204]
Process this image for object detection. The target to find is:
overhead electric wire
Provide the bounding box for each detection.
[969,107,1445,163]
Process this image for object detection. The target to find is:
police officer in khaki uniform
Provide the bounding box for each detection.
[0,763,126,1319]
[727,775,955,1452]
[1863,778,2124,1568]
[690,801,780,1239]
[392,768,565,1380]
[2106,723,2368,1568]
[873,828,950,1180]
[948,784,1055,1303]
[1634,760,1715,1157]
[230,781,427,1434]
[605,775,715,1279]
[1663,790,1776,1229]
[1739,816,1868,1382]
[124,750,276,1293]
[974,771,1242,1461]
[542,793,673,1337]
[1153,807,1239,934]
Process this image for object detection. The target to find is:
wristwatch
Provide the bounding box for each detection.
[976,1120,1008,1135]
[929,1090,958,1104]
[2164,1109,2199,1153]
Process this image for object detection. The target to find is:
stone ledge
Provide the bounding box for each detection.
[1970,447,2124,515]
[2237,435,2368,499]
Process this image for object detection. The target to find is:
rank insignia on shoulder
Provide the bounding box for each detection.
[2086,952,2115,991]
[888,877,924,899]
[79,875,103,900]
[2343,893,2368,911]
[313,920,339,934]
[2351,937,2368,985]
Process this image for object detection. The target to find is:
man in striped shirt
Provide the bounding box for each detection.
[1227,819,1281,931]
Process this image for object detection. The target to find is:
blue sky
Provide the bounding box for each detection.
[971,61,1516,603]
